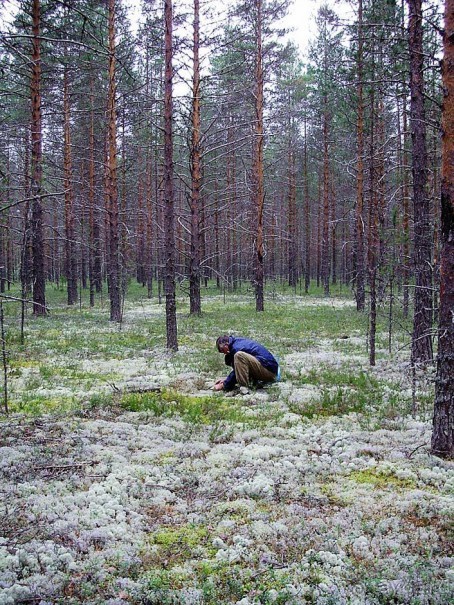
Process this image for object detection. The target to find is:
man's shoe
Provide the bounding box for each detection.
[239,386,250,395]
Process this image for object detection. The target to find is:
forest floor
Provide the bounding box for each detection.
[0,285,453,605]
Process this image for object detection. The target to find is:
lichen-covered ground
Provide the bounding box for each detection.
[0,290,453,604]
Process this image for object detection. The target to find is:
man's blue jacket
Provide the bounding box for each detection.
[223,336,278,391]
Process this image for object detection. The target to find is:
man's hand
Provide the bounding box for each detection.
[213,379,224,391]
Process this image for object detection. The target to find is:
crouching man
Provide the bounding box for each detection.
[213,334,279,393]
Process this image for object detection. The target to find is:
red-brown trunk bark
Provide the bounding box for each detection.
[432,0,454,459]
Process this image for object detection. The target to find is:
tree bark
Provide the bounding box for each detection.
[432,0,454,459]
[136,147,145,285]
[408,0,434,363]
[254,0,265,311]
[355,0,366,311]
[322,92,330,297]
[331,186,337,286]
[63,64,78,305]
[0,150,9,294]
[189,0,202,315]
[304,117,311,294]
[163,0,178,350]
[401,94,411,318]
[88,77,102,304]
[316,176,321,288]
[146,149,153,297]
[106,0,122,322]
[368,87,378,367]
[31,0,46,316]
[288,114,297,289]
[20,139,32,339]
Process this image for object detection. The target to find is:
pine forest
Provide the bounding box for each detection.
[0,0,453,603]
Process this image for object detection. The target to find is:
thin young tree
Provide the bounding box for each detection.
[432,0,453,459]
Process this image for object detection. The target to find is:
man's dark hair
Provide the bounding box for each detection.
[216,335,230,352]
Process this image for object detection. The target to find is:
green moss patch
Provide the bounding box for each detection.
[349,468,417,490]
[142,523,215,568]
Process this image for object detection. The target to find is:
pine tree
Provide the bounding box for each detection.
[163,0,178,350]
[432,0,454,459]
[408,0,434,363]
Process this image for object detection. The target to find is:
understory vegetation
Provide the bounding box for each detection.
[0,284,452,605]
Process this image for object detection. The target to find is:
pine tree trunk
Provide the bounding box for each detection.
[136,148,145,285]
[322,96,330,297]
[80,184,87,291]
[331,186,337,286]
[0,156,8,294]
[355,0,366,310]
[432,0,454,459]
[304,118,311,293]
[63,65,78,305]
[31,0,46,316]
[408,0,434,363]
[156,163,163,304]
[401,96,411,318]
[93,81,102,297]
[163,0,178,350]
[21,137,32,311]
[120,108,128,301]
[288,121,297,289]
[88,80,99,305]
[214,169,220,289]
[1,153,11,292]
[376,97,386,303]
[231,144,238,290]
[200,195,207,287]
[397,91,411,319]
[225,124,232,290]
[317,177,321,288]
[146,139,154,298]
[368,89,378,366]
[106,0,122,322]
[189,0,202,315]
[1,150,12,290]
[254,0,265,311]
[47,196,55,284]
